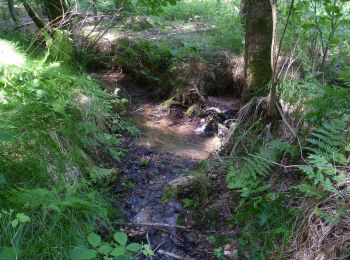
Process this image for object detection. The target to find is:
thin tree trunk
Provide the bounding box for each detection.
[267,0,295,120]
[7,0,18,24]
[267,0,278,119]
[23,2,46,29]
[92,0,98,23]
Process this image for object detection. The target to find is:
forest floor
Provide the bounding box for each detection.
[94,70,240,259]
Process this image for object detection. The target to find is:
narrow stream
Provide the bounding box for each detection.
[97,71,239,259]
[116,83,217,259]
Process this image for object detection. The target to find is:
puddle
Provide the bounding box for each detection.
[130,103,221,160]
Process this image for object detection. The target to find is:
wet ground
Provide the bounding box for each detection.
[128,85,221,160]
[96,70,239,259]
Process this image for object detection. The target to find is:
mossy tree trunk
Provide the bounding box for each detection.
[23,2,46,29]
[243,0,272,100]
[43,0,68,26]
[7,0,18,24]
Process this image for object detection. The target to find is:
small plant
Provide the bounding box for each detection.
[182,198,195,208]
[161,186,178,202]
[70,231,153,259]
[214,247,224,260]
[227,139,295,197]
[139,157,150,167]
[122,181,136,190]
[0,210,31,260]
[88,168,118,183]
[298,118,349,197]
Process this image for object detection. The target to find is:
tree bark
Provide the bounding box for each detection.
[267,0,278,119]
[43,0,68,26]
[23,2,46,29]
[7,0,18,24]
[243,0,273,100]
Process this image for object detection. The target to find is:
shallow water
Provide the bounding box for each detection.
[130,103,221,160]
[95,74,239,259]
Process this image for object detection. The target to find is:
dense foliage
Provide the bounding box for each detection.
[0,0,349,259]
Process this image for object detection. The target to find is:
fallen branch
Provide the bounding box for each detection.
[157,250,186,260]
[117,222,190,230]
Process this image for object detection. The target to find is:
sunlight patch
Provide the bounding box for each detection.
[0,40,25,66]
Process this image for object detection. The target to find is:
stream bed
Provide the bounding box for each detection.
[97,70,239,259]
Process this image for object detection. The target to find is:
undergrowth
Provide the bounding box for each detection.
[224,80,350,258]
[0,36,130,258]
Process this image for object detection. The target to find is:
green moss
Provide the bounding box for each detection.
[185,104,201,117]
[160,98,180,109]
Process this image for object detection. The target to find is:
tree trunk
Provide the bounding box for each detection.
[23,2,46,29]
[92,0,98,23]
[267,0,278,119]
[7,0,18,24]
[43,0,68,26]
[243,0,273,100]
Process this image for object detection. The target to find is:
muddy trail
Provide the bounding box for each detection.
[96,71,239,259]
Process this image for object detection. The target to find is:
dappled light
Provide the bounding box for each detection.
[0,40,24,66]
[1,0,350,259]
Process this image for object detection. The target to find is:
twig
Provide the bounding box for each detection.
[276,103,297,138]
[248,152,350,170]
[329,252,350,260]
[272,0,295,81]
[157,250,185,260]
[117,222,190,230]
[146,230,153,260]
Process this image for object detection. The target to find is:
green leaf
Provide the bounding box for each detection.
[87,233,101,248]
[0,247,17,260]
[113,232,128,245]
[142,244,154,256]
[126,243,142,252]
[16,213,30,223]
[301,23,315,30]
[97,245,113,255]
[70,246,89,260]
[81,250,97,260]
[11,219,18,228]
[0,130,15,142]
[329,37,340,45]
[110,246,126,257]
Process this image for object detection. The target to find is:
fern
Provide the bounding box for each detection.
[227,140,294,197]
[299,118,349,196]
[89,167,117,183]
[305,118,348,164]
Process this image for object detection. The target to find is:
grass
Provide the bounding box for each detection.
[0,35,126,258]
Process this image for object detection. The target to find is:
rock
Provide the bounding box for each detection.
[223,244,239,259]
[204,117,218,136]
[167,175,196,196]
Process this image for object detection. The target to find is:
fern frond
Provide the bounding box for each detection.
[227,140,294,197]
[306,118,348,164]
[299,118,349,197]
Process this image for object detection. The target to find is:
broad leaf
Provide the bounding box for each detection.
[126,243,142,252]
[113,232,127,245]
[87,233,101,248]
[110,246,126,257]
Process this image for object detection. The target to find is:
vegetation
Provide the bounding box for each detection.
[0,0,350,259]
